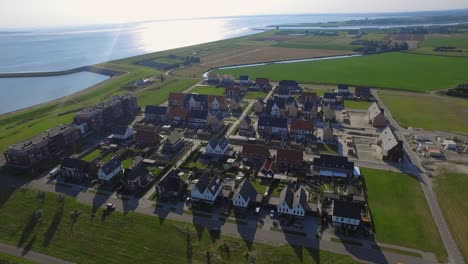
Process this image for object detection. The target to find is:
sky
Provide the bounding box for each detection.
[1,0,468,29]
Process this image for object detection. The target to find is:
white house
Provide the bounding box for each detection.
[191,175,223,204]
[205,136,230,156]
[232,178,257,208]
[332,200,363,231]
[277,186,307,218]
[98,157,123,181]
[110,126,134,142]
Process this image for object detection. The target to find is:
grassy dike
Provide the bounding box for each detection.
[0,187,359,264]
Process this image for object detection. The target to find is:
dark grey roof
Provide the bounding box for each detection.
[324,92,338,99]
[188,110,208,119]
[112,126,130,136]
[293,187,307,209]
[279,186,294,207]
[278,87,290,95]
[186,94,208,103]
[145,105,168,115]
[303,101,315,111]
[279,80,298,88]
[235,178,257,201]
[126,163,150,181]
[258,116,288,129]
[243,115,252,125]
[239,75,249,80]
[158,169,183,191]
[195,174,210,193]
[333,200,362,220]
[207,136,229,150]
[101,157,122,175]
[234,95,241,103]
[215,112,224,121]
[313,154,354,171]
[206,175,223,195]
[338,84,349,90]
[266,99,286,111]
[61,158,89,172]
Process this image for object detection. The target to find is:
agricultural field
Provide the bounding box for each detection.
[344,100,372,110]
[0,188,359,264]
[415,33,468,57]
[190,85,225,95]
[361,168,447,262]
[434,170,468,263]
[272,32,358,51]
[378,90,468,134]
[217,52,468,92]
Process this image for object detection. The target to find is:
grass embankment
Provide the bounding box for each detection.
[379,90,468,134]
[0,188,359,264]
[217,52,468,92]
[434,171,468,263]
[361,168,447,262]
[190,86,225,96]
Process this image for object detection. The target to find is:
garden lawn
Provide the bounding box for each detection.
[0,188,359,264]
[318,144,338,155]
[190,86,225,95]
[244,91,268,100]
[81,149,101,162]
[217,52,468,92]
[344,100,372,110]
[251,179,267,194]
[434,171,468,263]
[379,90,468,134]
[121,158,134,169]
[361,168,447,262]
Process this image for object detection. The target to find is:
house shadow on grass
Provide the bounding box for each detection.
[90,184,113,218]
[120,196,139,215]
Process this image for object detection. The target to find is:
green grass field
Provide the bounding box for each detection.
[136,78,200,106]
[379,90,468,134]
[0,252,33,264]
[0,188,359,264]
[344,100,372,110]
[415,33,468,57]
[190,85,225,95]
[217,52,468,92]
[434,170,468,263]
[361,168,447,262]
[244,91,268,100]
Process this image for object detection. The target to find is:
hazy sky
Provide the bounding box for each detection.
[1,0,467,29]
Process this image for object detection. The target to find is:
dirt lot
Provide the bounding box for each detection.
[347,111,375,129]
[353,137,382,162]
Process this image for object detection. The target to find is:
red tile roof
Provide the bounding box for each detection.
[168,92,186,102]
[242,144,270,160]
[167,107,187,118]
[290,120,314,132]
[276,149,303,165]
[208,95,228,107]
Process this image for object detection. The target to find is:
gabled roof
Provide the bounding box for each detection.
[338,84,349,90]
[61,158,89,172]
[260,159,276,176]
[279,80,298,88]
[126,163,150,181]
[379,127,400,155]
[167,107,187,118]
[208,136,229,150]
[313,154,354,171]
[168,92,186,102]
[293,187,308,209]
[239,75,249,81]
[215,111,224,121]
[145,105,167,115]
[303,101,316,111]
[324,92,338,100]
[258,116,288,129]
[194,174,210,193]
[234,178,257,201]
[368,102,383,119]
[206,175,223,195]
[300,92,317,102]
[355,87,371,96]
[255,78,270,85]
[158,169,183,192]
[100,157,122,175]
[111,126,130,136]
[277,149,303,165]
[208,95,227,106]
[279,186,294,207]
[242,144,270,159]
[266,99,286,111]
[243,115,252,125]
[186,94,208,103]
[278,87,291,95]
[188,110,208,120]
[290,120,314,132]
[333,200,362,220]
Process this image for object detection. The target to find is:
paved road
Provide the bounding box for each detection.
[0,242,73,264]
[374,90,465,264]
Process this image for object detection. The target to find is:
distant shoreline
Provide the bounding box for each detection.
[0,65,125,78]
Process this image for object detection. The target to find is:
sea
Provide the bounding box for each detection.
[0,13,420,114]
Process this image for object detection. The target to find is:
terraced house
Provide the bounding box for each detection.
[191,175,224,204]
[277,186,308,219]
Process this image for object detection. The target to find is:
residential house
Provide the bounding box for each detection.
[323,92,339,105]
[336,84,351,97]
[133,124,161,147]
[208,111,225,130]
[323,105,336,122]
[254,99,265,113]
[208,95,228,111]
[332,200,363,231]
[191,175,224,204]
[302,101,318,120]
[224,86,242,99]
[255,78,271,89]
[187,110,208,128]
[277,86,291,99]
[239,75,250,85]
[278,80,300,94]
[259,159,276,177]
[205,72,220,85]
[156,169,186,201]
[239,115,254,136]
[166,107,187,126]
[265,99,286,117]
[232,178,257,209]
[109,126,133,145]
[168,92,187,107]
[299,92,317,104]
[60,157,90,181]
[162,131,185,155]
[378,127,404,162]
[205,136,230,156]
[242,144,270,164]
[186,94,208,110]
[229,96,242,111]
[355,87,371,99]
[312,154,355,179]
[290,120,314,141]
[276,149,303,168]
[287,100,299,117]
[122,163,153,191]
[144,105,167,123]
[322,122,336,144]
[368,102,386,127]
[221,74,236,86]
[257,116,288,139]
[4,124,81,168]
[277,186,308,218]
[98,157,123,182]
